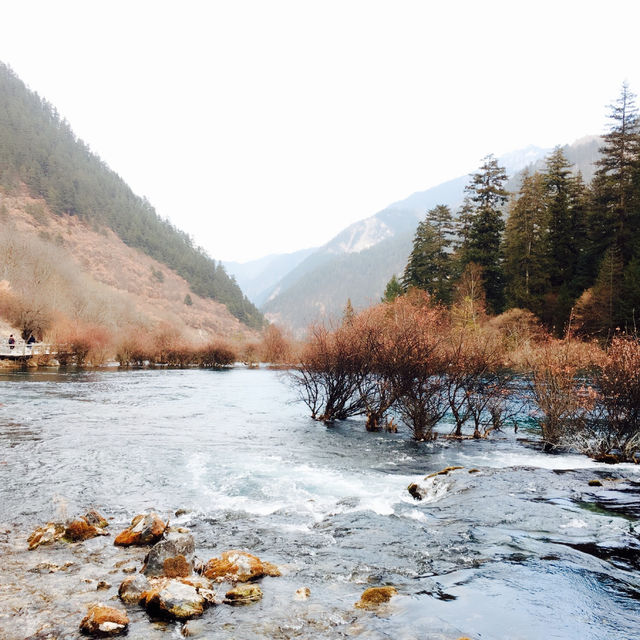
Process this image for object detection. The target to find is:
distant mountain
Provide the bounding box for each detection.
[224,247,317,306]
[262,138,602,333]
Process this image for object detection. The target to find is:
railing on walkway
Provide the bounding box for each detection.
[0,341,54,358]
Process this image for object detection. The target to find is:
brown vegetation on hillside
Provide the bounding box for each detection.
[0,189,265,363]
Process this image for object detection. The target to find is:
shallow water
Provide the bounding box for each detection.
[0,367,639,639]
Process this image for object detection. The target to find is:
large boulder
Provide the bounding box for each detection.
[141,577,219,620]
[203,550,280,582]
[114,513,166,546]
[79,605,129,637]
[141,528,195,578]
[27,522,65,550]
[118,573,151,604]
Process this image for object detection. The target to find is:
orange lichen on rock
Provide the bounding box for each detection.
[426,466,464,479]
[79,604,129,636]
[114,513,166,546]
[65,518,108,542]
[27,522,66,550]
[354,586,398,609]
[203,550,280,582]
[163,555,191,578]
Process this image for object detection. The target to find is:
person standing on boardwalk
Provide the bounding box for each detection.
[8,334,15,350]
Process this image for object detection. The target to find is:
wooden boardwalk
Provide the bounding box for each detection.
[0,341,54,359]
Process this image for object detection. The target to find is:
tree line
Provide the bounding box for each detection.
[391,84,640,337]
[0,62,264,330]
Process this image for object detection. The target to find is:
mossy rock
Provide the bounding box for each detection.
[355,586,398,609]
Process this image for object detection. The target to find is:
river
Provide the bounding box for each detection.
[0,367,639,639]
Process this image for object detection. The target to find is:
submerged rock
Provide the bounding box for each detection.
[65,518,108,542]
[114,513,166,546]
[224,584,263,605]
[426,465,464,479]
[141,577,219,620]
[79,605,129,637]
[118,573,151,604]
[294,587,311,600]
[27,522,65,550]
[354,586,398,610]
[142,528,195,577]
[203,550,280,582]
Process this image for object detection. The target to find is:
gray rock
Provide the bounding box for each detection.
[142,528,195,578]
[118,573,150,604]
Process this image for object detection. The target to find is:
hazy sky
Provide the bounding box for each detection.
[2,1,639,263]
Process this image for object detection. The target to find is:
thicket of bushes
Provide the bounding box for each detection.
[290,291,640,462]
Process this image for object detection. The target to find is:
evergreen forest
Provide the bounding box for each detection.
[0,63,264,330]
[399,83,640,338]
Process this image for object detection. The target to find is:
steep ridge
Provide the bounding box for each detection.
[0,62,263,331]
[1,188,255,342]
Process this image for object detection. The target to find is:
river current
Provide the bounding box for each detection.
[0,367,639,639]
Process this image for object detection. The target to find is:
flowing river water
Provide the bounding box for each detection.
[0,367,639,639]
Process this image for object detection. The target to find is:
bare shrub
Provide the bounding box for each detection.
[197,341,237,367]
[527,339,599,449]
[116,333,154,366]
[260,324,293,364]
[52,322,112,366]
[584,337,640,461]
[290,322,369,422]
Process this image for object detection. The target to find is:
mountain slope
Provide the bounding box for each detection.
[0,62,263,330]
[263,139,601,332]
[224,246,317,306]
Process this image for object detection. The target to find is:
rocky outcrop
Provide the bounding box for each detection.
[79,605,129,637]
[114,513,166,546]
[83,510,109,528]
[141,528,195,577]
[224,584,263,605]
[140,577,219,620]
[27,522,65,550]
[354,586,398,610]
[202,550,280,582]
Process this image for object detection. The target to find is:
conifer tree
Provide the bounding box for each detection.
[403,205,454,302]
[503,170,549,315]
[460,154,509,312]
[590,83,640,264]
[382,275,403,303]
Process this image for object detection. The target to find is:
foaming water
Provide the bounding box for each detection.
[0,367,639,639]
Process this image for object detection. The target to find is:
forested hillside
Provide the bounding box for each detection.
[262,138,601,332]
[0,63,263,330]
[398,84,640,337]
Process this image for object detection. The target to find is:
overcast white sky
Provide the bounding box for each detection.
[1,1,639,263]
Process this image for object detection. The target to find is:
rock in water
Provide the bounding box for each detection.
[354,586,398,610]
[79,605,129,636]
[294,587,311,600]
[27,522,66,550]
[65,518,108,542]
[224,584,263,605]
[203,550,280,582]
[141,577,218,620]
[118,573,151,604]
[142,528,195,577]
[83,510,109,528]
[114,513,166,546]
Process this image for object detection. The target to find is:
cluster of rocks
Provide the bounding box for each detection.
[26,509,446,637]
[27,510,287,637]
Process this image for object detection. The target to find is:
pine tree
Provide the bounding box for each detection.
[403,205,454,302]
[590,82,640,263]
[503,170,549,315]
[382,275,403,303]
[460,154,509,312]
